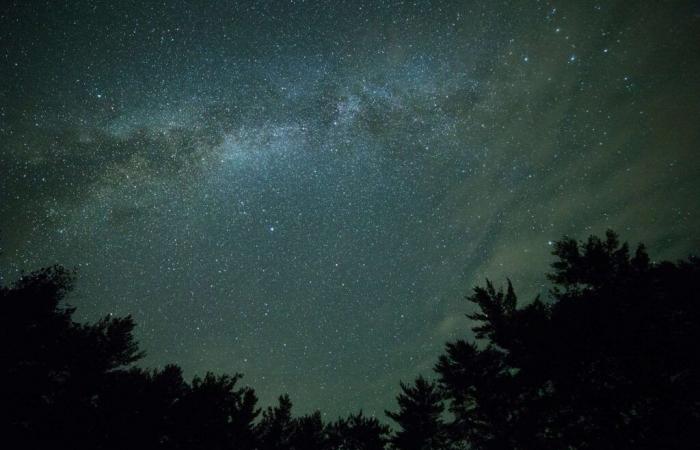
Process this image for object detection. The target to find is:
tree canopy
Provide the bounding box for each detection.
[0,265,389,450]
[2,231,698,449]
[425,231,700,449]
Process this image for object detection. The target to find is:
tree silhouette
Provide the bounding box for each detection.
[325,411,390,450]
[0,260,392,449]
[288,411,326,449]
[256,394,295,449]
[432,231,700,449]
[0,265,264,450]
[1,265,144,448]
[254,395,391,450]
[385,376,448,450]
[3,230,698,449]
[171,372,260,449]
[93,365,187,449]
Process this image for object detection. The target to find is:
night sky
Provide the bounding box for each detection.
[1,0,699,418]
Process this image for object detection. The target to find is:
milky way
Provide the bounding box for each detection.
[2,0,699,418]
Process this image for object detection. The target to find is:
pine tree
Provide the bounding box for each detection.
[386,376,448,450]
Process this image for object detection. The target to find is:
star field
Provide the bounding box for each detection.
[1,0,699,418]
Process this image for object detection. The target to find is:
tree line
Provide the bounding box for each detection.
[2,231,698,449]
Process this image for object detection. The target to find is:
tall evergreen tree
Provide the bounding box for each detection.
[386,376,448,450]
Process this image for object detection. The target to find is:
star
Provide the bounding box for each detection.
[1,0,698,421]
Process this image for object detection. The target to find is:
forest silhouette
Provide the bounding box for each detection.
[2,231,698,449]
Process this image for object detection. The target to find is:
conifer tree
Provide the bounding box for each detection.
[386,376,448,450]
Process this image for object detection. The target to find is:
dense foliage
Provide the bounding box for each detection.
[0,265,389,449]
[2,231,698,449]
[390,231,700,449]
